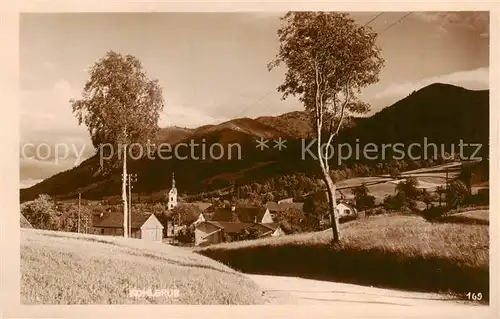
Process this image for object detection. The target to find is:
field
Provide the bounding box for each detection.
[197,213,489,302]
[437,209,489,225]
[335,162,463,204]
[21,229,264,304]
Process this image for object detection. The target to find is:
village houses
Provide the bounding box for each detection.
[88,171,358,246]
[194,204,285,246]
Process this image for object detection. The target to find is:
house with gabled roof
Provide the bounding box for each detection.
[194,204,284,246]
[210,205,274,224]
[194,220,284,246]
[265,201,304,218]
[189,201,212,212]
[319,202,358,226]
[92,212,164,242]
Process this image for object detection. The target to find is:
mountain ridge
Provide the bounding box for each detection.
[20,83,489,202]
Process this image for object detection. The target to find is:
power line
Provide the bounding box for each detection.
[381,12,412,33]
[363,13,383,27]
[204,90,275,127]
[230,90,275,119]
[196,13,407,128]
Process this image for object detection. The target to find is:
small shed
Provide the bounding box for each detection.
[92,212,164,242]
[139,214,164,242]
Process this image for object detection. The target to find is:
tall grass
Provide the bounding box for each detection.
[21,229,264,304]
[197,214,489,302]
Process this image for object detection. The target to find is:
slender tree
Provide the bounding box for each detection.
[268,12,384,242]
[71,51,164,237]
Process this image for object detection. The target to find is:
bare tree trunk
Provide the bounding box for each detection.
[313,62,342,243]
[122,144,128,238]
[324,172,340,242]
[316,123,340,243]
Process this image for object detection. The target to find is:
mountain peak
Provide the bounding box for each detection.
[419,82,470,92]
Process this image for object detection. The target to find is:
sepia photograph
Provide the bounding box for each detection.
[12,5,496,316]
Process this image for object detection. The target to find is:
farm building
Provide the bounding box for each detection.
[194,221,284,246]
[192,212,207,225]
[320,202,358,226]
[336,202,358,218]
[194,204,285,246]
[211,205,274,224]
[189,201,212,212]
[92,212,164,242]
[265,201,304,218]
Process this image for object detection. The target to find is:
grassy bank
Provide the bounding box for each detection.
[196,214,489,302]
[21,229,264,304]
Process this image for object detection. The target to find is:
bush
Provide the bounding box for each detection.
[238,228,260,241]
[365,207,387,216]
[446,180,470,208]
[462,192,489,206]
[176,224,195,244]
[421,205,448,221]
[21,194,61,230]
[351,184,376,211]
[383,192,406,211]
[395,177,420,200]
[58,204,93,233]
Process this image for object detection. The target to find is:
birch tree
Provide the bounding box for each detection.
[268,12,384,242]
[71,51,164,237]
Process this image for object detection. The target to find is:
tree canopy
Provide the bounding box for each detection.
[268,12,384,139]
[71,51,164,150]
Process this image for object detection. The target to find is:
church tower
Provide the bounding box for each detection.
[168,172,178,210]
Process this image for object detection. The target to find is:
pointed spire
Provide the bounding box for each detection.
[172,172,175,189]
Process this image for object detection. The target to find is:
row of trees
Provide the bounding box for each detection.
[351,176,473,217]
[186,156,452,206]
[20,194,202,237]
[21,194,94,232]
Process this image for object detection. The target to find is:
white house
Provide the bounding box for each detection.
[139,214,165,242]
[320,202,358,226]
[336,202,357,218]
[92,212,164,242]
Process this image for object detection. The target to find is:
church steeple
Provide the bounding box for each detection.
[168,171,178,210]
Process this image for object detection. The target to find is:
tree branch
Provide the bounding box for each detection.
[326,79,351,149]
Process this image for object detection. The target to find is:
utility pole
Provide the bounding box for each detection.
[122,144,128,238]
[78,193,81,233]
[128,173,138,237]
[445,169,449,191]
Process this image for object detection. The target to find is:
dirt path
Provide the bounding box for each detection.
[249,274,485,307]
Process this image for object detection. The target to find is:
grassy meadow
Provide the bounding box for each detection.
[335,162,463,205]
[21,229,264,304]
[197,212,489,302]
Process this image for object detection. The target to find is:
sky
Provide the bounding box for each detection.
[19,11,490,188]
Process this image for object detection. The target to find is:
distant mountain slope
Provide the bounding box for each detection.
[341,83,489,149]
[255,111,314,139]
[193,117,290,139]
[20,83,489,202]
[157,126,194,144]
